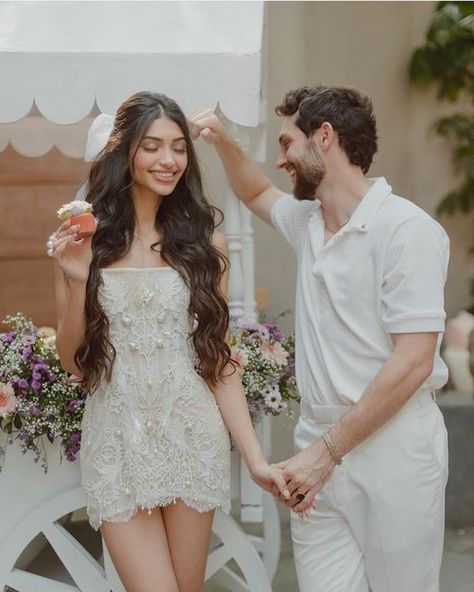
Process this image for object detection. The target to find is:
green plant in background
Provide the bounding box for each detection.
[409,1,474,307]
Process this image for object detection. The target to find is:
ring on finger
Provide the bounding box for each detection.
[295,492,305,503]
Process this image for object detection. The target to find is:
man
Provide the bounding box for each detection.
[190,85,449,592]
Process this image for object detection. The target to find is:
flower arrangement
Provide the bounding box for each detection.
[0,313,298,471]
[0,313,86,472]
[230,319,299,419]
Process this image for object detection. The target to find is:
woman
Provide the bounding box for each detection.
[49,92,289,592]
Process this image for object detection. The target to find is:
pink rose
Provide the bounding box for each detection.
[261,342,288,365]
[0,382,18,417]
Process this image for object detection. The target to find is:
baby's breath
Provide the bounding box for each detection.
[0,314,86,472]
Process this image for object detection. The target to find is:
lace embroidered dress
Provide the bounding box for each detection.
[80,267,231,530]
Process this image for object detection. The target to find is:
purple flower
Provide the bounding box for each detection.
[32,371,42,381]
[70,433,81,443]
[67,400,79,412]
[31,380,41,391]
[32,405,42,416]
[2,332,15,343]
[23,335,35,346]
[17,378,29,390]
[33,362,49,372]
[21,347,32,361]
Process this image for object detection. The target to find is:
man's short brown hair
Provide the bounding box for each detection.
[275,85,378,174]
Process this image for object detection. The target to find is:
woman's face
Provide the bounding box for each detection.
[132,115,188,197]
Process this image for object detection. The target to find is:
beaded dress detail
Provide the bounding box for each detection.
[80,267,231,530]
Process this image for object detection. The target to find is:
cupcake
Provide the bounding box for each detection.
[57,201,97,239]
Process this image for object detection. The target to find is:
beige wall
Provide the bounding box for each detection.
[0,147,87,327]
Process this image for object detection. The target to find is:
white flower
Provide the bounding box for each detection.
[262,382,286,411]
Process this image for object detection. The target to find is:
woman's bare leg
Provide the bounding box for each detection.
[162,501,214,592]
[101,507,179,592]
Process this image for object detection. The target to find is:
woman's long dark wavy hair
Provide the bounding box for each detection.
[74,91,233,392]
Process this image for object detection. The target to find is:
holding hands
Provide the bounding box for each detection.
[249,440,337,519]
[272,440,337,517]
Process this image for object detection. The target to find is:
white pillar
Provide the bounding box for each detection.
[223,125,263,521]
[240,203,257,324]
[224,185,244,321]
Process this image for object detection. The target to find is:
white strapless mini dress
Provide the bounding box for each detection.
[80,267,231,530]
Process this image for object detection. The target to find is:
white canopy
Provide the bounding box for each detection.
[0,0,265,157]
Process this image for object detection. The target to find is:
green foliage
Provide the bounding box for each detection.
[410,3,474,101]
[409,1,474,302]
[435,114,474,214]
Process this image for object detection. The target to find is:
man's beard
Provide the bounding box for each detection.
[292,143,326,201]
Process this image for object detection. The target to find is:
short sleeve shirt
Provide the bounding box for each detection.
[271,177,450,405]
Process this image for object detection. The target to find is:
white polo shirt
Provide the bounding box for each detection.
[271,177,450,405]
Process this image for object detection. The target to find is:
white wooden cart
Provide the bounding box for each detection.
[0,2,281,591]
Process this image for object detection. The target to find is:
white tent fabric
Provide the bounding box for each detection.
[0,0,264,156]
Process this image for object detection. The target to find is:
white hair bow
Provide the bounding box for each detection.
[75,112,115,200]
[84,113,115,162]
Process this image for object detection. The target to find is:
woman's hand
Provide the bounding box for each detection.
[250,459,291,501]
[49,220,94,283]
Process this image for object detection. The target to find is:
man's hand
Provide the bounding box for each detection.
[187,109,231,145]
[275,439,336,514]
[250,459,291,502]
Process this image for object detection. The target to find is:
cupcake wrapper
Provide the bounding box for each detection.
[69,213,97,238]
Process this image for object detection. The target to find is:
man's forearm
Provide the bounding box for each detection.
[328,349,434,458]
[214,135,274,205]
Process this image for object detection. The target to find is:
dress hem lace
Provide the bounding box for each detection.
[88,495,232,530]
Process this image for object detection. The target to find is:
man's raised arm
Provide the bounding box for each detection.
[189,109,284,225]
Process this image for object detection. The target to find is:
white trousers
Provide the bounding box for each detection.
[291,390,448,592]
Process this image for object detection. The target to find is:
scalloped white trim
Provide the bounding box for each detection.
[0,2,264,128]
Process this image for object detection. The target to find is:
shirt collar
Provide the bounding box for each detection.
[346,177,392,233]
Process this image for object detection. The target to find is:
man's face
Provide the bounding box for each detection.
[276,115,326,201]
